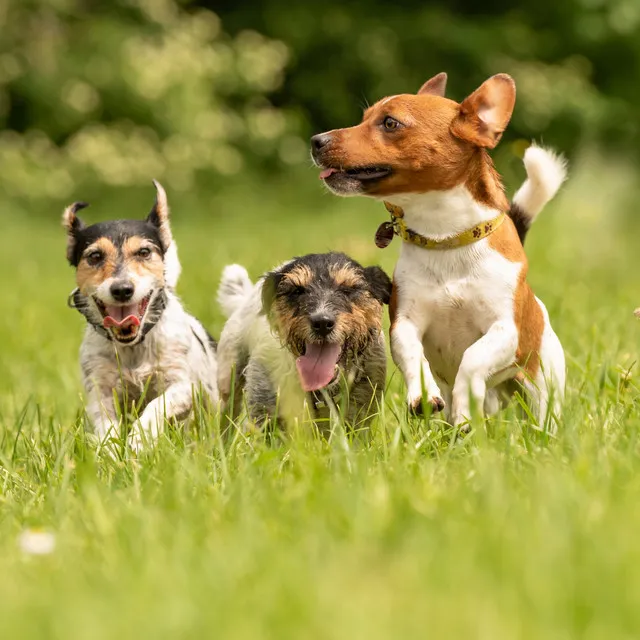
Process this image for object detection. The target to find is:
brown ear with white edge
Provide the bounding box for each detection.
[417,72,448,97]
[450,74,516,149]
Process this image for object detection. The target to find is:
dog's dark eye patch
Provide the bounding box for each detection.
[70,220,163,267]
[279,284,307,306]
[289,285,306,297]
[337,284,365,298]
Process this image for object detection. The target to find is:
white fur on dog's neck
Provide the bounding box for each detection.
[382,185,499,239]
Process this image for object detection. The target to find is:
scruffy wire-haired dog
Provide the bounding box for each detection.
[63,181,218,451]
[216,253,392,431]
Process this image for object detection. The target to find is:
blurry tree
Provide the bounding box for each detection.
[0,0,301,200]
[210,0,640,153]
[1,0,639,201]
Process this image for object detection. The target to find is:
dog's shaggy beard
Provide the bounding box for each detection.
[274,312,379,364]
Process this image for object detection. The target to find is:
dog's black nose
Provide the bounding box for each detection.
[110,280,135,302]
[310,313,336,337]
[311,133,332,153]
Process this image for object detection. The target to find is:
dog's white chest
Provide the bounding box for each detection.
[395,242,521,384]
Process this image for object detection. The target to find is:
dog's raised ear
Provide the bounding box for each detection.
[147,180,173,251]
[450,74,515,149]
[363,266,392,305]
[261,270,282,315]
[62,202,88,265]
[417,72,447,97]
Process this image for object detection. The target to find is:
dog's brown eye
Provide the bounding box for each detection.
[137,247,152,259]
[291,286,306,296]
[86,251,104,266]
[340,285,362,298]
[382,116,401,131]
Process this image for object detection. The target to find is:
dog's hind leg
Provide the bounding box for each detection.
[245,359,277,427]
[524,322,565,432]
[451,320,519,430]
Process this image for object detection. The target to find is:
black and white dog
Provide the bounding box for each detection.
[63,181,218,451]
[216,252,392,432]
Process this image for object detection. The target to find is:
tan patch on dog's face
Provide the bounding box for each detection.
[314,76,516,211]
[122,236,165,283]
[328,264,365,289]
[76,238,118,294]
[75,235,165,296]
[271,260,383,358]
[282,264,313,289]
[322,95,471,194]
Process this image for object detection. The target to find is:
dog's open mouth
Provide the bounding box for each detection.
[94,292,152,344]
[319,166,392,182]
[296,341,343,392]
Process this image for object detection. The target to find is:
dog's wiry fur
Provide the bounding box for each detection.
[216,253,392,431]
[64,182,218,451]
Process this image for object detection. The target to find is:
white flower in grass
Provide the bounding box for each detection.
[18,529,56,556]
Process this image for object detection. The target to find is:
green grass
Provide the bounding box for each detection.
[1,154,640,639]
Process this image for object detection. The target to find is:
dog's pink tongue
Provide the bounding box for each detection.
[103,304,140,329]
[296,342,341,392]
[319,168,337,180]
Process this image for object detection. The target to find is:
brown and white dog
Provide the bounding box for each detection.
[311,73,567,429]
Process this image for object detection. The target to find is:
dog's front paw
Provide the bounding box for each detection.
[409,395,445,416]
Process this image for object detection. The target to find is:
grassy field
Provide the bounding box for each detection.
[1,152,640,639]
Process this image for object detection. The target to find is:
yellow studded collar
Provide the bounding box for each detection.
[375,201,506,250]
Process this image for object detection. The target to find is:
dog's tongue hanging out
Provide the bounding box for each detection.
[103,304,140,330]
[296,342,341,392]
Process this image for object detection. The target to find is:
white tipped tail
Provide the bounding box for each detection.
[512,144,567,226]
[218,264,253,318]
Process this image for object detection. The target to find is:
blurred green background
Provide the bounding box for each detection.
[4,4,640,638]
[1,0,640,408]
[1,0,640,204]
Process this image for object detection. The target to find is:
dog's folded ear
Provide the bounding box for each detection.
[363,266,392,305]
[417,72,447,97]
[450,74,516,149]
[261,270,282,315]
[62,202,88,265]
[147,180,173,251]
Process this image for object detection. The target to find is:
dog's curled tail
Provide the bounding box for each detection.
[218,264,253,318]
[510,144,568,243]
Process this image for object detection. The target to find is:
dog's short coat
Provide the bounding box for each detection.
[311,73,566,429]
[64,182,218,451]
[216,253,392,431]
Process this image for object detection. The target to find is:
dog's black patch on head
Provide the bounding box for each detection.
[70,220,164,266]
[261,270,283,315]
[363,266,392,304]
[267,252,391,318]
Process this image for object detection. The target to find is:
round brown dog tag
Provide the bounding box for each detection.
[375,222,394,249]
